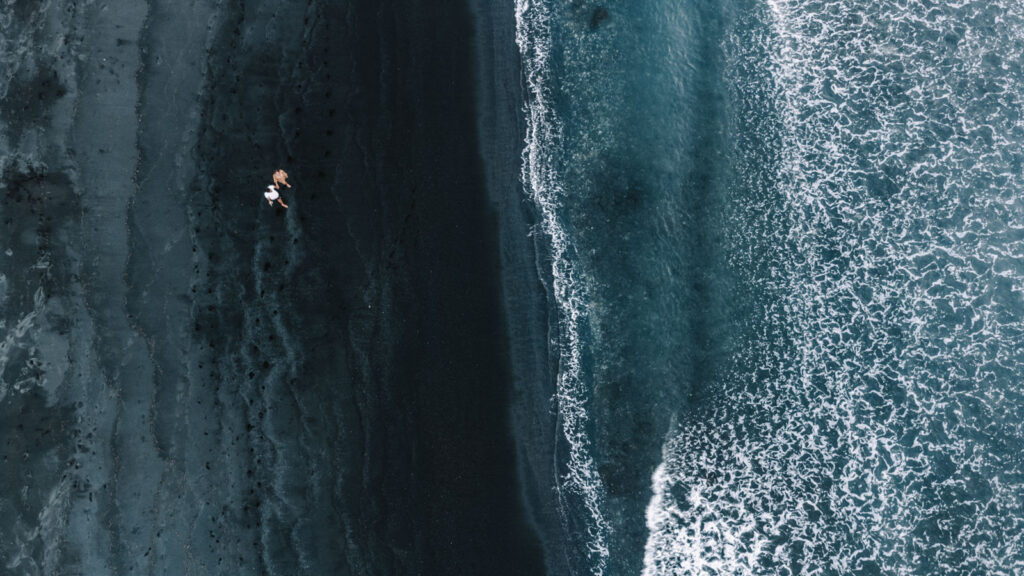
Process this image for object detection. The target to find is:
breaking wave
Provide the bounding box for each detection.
[514,0,611,572]
[644,1,1024,574]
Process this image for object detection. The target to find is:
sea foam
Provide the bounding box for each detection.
[514,0,611,572]
[644,0,1024,574]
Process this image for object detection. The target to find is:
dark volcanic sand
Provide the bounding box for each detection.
[0,0,547,573]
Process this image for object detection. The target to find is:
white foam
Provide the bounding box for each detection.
[644,0,1024,573]
[514,0,610,572]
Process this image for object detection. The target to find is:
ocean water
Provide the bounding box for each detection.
[517,0,1024,574]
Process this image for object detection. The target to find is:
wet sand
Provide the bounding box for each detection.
[0,0,545,573]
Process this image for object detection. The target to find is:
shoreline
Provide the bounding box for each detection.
[327,0,549,572]
[468,1,569,574]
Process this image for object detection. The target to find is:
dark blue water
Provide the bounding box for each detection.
[517,0,1024,574]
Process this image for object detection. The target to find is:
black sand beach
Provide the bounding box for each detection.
[0,0,548,573]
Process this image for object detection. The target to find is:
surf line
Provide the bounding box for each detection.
[514,0,611,572]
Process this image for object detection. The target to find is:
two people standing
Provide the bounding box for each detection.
[264,169,291,208]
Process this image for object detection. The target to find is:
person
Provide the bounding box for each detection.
[264,184,288,208]
[273,169,291,189]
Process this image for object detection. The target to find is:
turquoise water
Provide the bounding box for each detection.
[517,0,1024,573]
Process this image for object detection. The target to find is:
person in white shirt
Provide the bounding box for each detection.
[264,184,288,208]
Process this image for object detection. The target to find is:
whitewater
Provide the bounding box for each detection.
[516,0,1024,574]
[515,0,612,572]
